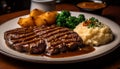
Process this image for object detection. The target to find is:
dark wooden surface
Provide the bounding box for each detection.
[0,3,120,69]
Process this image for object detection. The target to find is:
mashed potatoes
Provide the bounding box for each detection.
[74,18,113,46]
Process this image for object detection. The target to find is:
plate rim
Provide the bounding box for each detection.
[0,11,120,64]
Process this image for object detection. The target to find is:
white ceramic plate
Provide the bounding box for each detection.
[0,11,120,64]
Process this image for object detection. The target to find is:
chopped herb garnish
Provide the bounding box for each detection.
[83,17,103,28]
[90,17,99,22]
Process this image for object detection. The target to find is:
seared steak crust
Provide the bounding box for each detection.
[4,25,83,55]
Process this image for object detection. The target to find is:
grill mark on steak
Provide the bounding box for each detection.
[47,31,82,48]
[13,32,35,39]
[41,28,69,38]
[8,25,58,41]
[11,34,39,44]
[4,28,35,40]
[4,25,83,56]
[34,25,58,34]
[13,38,40,46]
[34,26,62,35]
[34,27,69,40]
[13,40,46,53]
[46,30,74,42]
[48,36,80,46]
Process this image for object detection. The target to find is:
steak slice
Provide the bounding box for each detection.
[4,25,83,56]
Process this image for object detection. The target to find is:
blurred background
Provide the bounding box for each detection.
[0,0,31,15]
[0,0,120,15]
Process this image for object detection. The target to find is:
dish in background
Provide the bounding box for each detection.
[77,0,106,15]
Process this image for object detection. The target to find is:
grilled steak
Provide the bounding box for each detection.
[4,25,83,56]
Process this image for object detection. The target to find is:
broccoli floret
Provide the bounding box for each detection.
[56,15,66,26]
[56,10,86,29]
[66,16,79,29]
[56,10,70,27]
[65,15,85,29]
[78,14,85,22]
[59,10,71,18]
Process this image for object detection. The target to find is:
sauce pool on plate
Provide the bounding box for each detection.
[28,46,95,58]
[45,46,95,58]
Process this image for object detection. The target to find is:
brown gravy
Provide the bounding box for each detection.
[45,46,95,58]
[77,2,106,9]
[27,46,95,58]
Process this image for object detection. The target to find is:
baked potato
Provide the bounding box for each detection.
[35,11,57,26]
[18,17,35,27]
[34,15,47,26]
[30,9,45,19]
[18,9,58,27]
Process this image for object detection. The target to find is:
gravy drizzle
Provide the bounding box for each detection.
[45,46,95,58]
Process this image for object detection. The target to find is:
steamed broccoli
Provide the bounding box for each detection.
[56,10,71,27]
[78,14,85,22]
[66,16,79,29]
[56,10,85,29]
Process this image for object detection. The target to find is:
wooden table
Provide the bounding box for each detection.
[0,3,120,69]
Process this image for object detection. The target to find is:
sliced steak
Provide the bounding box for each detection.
[4,25,83,56]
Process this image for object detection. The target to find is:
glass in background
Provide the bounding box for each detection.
[0,0,31,15]
[30,0,56,11]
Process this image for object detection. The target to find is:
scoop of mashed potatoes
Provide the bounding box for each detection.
[74,19,113,46]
